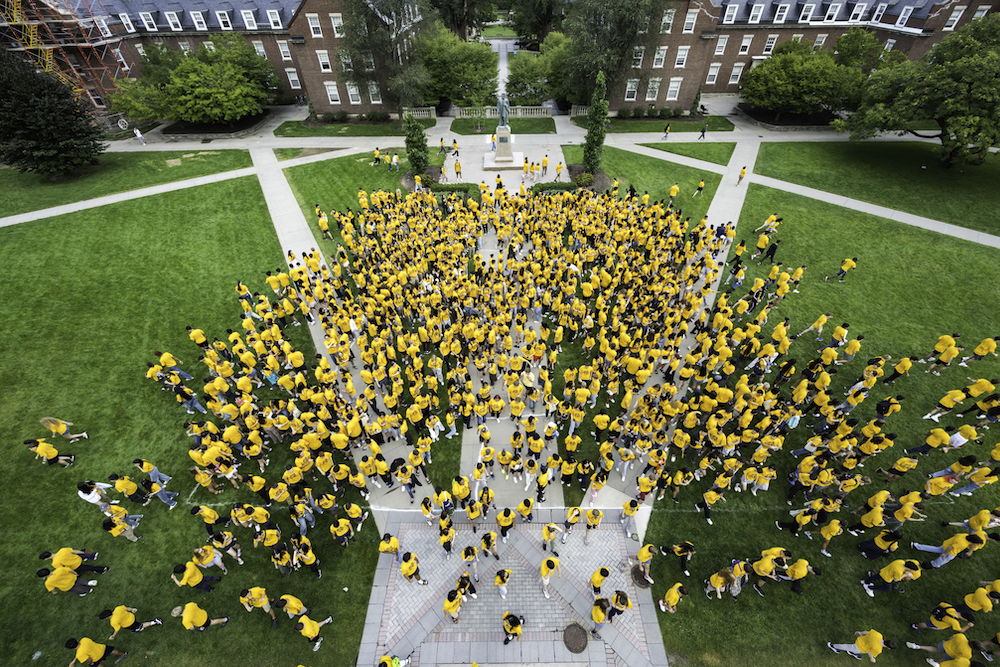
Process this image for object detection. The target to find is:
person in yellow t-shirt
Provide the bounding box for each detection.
[65,637,126,666]
[827,628,894,661]
[171,602,229,631]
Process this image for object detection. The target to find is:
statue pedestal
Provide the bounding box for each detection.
[483,125,522,170]
[494,126,513,162]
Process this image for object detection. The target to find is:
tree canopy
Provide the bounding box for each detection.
[0,50,106,177]
[416,22,498,106]
[508,0,565,43]
[582,70,608,173]
[111,33,277,124]
[429,0,495,41]
[837,14,1000,167]
[505,52,548,105]
[403,112,429,175]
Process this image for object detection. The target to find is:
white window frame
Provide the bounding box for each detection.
[973,5,990,18]
[252,41,266,58]
[944,5,966,29]
[850,3,868,21]
[739,35,753,54]
[792,33,805,41]
[362,52,375,70]
[814,33,827,48]
[646,77,661,101]
[119,13,135,33]
[729,63,745,84]
[683,9,698,32]
[325,81,341,104]
[706,63,721,84]
[715,35,729,55]
[165,11,182,31]
[799,4,816,21]
[190,11,207,31]
[763,34,778,53]
[675,46,690,67]
[134,43,145,57]
[632,46,645,69]
[95,17,112,37]
[895,5,913,25]
[666,77,682,101]
[871,3,888,20]
[884,38,896,50]
[624,79,639,101]
[774,4,790,22]
[277,41,291,60]
[242,10,257,29]
[267,9,282,29]
[660,9,675,32]
[749,3,765,23]
[368,82,382,104]
[87,89,106,108]
[346,81,362,104]
[113,47,128,70]
[340,52,353,71]
[653,46,668,68]
[286,68,301,89]
[179,42,191,54]
[202,41,214,52]
[216,11,232,30]
[331,13,345,37]
[317,50,332,72]
[723,5,739,23]
[307,14,322,37]
[139,12,157,31]
[825,3,841,20]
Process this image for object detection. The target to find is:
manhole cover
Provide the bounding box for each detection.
[631,564,651,588]
[563,623,588,653]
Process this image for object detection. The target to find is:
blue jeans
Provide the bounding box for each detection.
[183,397,207,413]
[154,489,178,507]
[169,365,193,380]
[148,466,171,486]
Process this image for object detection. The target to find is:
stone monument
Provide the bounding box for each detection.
[484,92,521,170]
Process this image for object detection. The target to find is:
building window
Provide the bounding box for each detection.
[362,52,375,70]
[675,46,690,67]
[95,17,112,37]
[729,63,745,84]
[895,6,913,25]
[653,46,668,68]
[749,4,765,22]
[814,33,827,48]
[739,35,753,54]
[974,5,990,18]
[346,81,362,104]
[252,41,266,58]
[660,9,675,32]
[850,3,868,21]
[825,4,841,20]
[277,41,291,60]
[286,68,301,89]
[884,38,896,50]
[202,41,214,52]
[683,9,698,32]
[646,77,661,100]
[119,13,135,33]
[325,81,341,104]
[179,42,191,54]
[113,48,129,70]
[666,77,682,101]
[763,35,778,53]
[331,13,345,37]
[871,3,888,20]
[624,79,639,101]
[190,11,207,31]
[87,89,106,108]
[242,10,257,29]
[723,5,738,23]
[368,82,382,104]
[715,35,729,55]
[944,5,966,28]
[165,12,182,31]
[340,52,353,71]
[792,33,805,41]
[267,9,282,28]
[706,63,721,84]
[774,4,790,22]
[134,44,145,57]
[216,11,232,30]
[632,46,645,69]
[139,12,157,31]
[307,14,322,37]
[317,50,332,72]
[799,4,815,20]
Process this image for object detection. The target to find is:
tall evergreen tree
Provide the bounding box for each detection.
[582,70,607,174]
[403,113,429,175]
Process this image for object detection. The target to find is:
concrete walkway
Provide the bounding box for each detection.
[6,99,1000,667]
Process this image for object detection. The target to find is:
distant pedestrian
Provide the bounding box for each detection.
[556,162,563,181]
[692,178,705,197]
[591,597,610,639]
[438,137,446,154]
[134,127,146,145]
[65,637,126,666]
[663,123,670,140]
[699,124,707,140]
[827,629,896,661]
[826,257,858,283]
[737,166,747,185]
[455,160,462,181]
[542,155,549,176]
[491,134,496,151]
[502,613,523,644]
[759,240,781,265]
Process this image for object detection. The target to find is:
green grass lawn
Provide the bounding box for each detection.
[642,183,1000,666]
[481,24,516,37]
[448,117,556,135]
[0,178,377,667]
[273,147,343,162]
[642,141,738,166]
[573,116,735,133]
[0,150,252,217]
[754,141,1000,236]
[274,118,436,137]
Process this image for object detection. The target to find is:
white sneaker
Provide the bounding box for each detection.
[87,580,98,586]
[906,642,921,649]
[544,590,550,599]
[313,637,323,652]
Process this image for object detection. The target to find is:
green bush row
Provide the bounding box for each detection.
[616,106,686,120]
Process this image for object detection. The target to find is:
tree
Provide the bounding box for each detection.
[403,113,429,175]
[417,22,498,106]
[582,70,608,174]
[506,52,548,105]
[111,34,277,123]
[739,42,858,120]
[837,13,1000,167]
[557,0,671,104]
[540,32,572,101]
[509,0,565,43]
[430,0,495,41]
[0,50,106,177]
[339,0,432,115]
[834,28,907,76]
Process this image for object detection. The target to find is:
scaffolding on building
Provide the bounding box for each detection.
[1,0,131,112]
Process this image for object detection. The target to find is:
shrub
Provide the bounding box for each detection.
[365,111,392,123]
[333,110,349,123]
[321,112,337,123]
[530,182,579,194]
[574,172,595,187]
[617,107,632,120]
